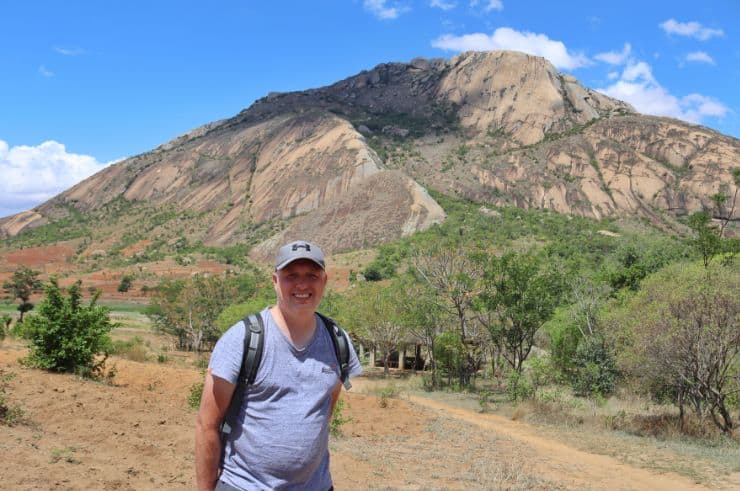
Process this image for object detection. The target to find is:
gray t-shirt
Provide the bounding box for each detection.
[209,307,362,490]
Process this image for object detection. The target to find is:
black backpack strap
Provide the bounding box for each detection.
[317,312,352,390]
[220,313,264,441]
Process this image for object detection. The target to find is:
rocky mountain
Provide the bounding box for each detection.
[2,50,738,258]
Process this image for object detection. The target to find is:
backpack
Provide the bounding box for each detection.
[220,311,352,443]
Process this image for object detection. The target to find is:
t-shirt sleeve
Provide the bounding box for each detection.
[345,334,363,379]
[208,320,246,385]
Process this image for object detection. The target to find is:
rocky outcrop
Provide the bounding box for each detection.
[2,50,737,252]
[436,51,632,144]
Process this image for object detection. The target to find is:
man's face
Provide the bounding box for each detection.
[272,259,327,315]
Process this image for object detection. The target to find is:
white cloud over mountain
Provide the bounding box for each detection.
[0,140,118,217]
[595,43,631,65]
[597,61,728,124]
[431,27,590,70]
[659,19,724,40]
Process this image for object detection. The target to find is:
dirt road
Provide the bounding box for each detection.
[0,346,734,490]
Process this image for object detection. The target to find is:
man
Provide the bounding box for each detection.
[195,240,362,491]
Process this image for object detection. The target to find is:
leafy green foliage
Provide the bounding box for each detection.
[434,330,464,386]
[478,252,566,372]
[214,286,275,334]
[330,398,352,437]
[147,274,240,351]
[188,380,204,410]
[607,260,739,433]
[571,336,618,397]
[2,267,43,322]
[19,279,117,377]
[117,275,134,293]
[688,212,723,268]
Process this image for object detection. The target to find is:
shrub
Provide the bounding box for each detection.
[330,398,352,437]
[117,275,134,293]
[188,381,204,409]
[608,261,739,434]
[0,314,9,341]
[434,331,464,386]
[19,279,117,377]
[571,336,618,397]
[506,370,533,402]
[0,370,24,426]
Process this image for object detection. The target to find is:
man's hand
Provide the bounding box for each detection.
[195,369,236,491]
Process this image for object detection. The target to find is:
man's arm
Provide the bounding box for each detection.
[329,381,342,415]
[195,369,236,491]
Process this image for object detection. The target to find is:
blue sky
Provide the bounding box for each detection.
[1,0,737,218]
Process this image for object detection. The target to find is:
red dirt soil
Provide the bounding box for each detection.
[1,342,728,491]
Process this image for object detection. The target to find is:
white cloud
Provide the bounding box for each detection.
[484,0,503,11]
[39,65,54,77]
[0,140,119,217]
[596,61,729,124]
[430,0,456,11]
[469,0,503,11]
[363,0,407,19]
[607,71,619,80]
[431,27,590,70]
[685,51,715,64]
[595,43,631,65]
[659,19,724,40]
[53,46,85,56]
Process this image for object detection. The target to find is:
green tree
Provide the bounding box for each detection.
[478,252,565,373]
[609,261,739,434]
[20,279,116,377]
[2,267,42,322]
[688,212,722,268]
[117,274,134,293]
[343,281,407,377]
[434,331,464,387]
[412,243,484,386]
[395,275,448,388]
[147,274,238,351]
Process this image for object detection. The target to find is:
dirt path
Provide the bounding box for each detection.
[1,344,732,490]
[405,395,710,491]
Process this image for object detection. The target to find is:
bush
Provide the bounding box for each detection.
[434,331,464,386]
[571,336,618,397]
[330,398,352,437]
[19,279,117,377]
[188,381,204,409]
[506,370,533,402]
[117,275,134,293]
[0,370,24,426]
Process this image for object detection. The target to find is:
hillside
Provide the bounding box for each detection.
[1,50,738,267]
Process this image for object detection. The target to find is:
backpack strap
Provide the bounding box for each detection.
[220,313,264,441]
[317,312,352,390]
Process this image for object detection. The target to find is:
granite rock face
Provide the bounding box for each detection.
[2,50,737,250]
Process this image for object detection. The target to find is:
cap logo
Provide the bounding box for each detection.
[292,243,311,252]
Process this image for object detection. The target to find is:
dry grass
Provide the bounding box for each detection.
[355,371,739,488]
[332,414,564,490]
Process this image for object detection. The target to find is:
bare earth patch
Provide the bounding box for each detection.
[0,344,733,490]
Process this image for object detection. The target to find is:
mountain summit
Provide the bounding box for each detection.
[2,51,737,256]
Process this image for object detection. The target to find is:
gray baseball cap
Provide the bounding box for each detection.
[275,240,326,270]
